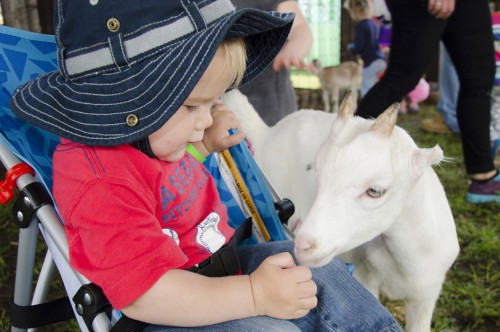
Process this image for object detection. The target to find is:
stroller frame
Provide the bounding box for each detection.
[0,25,294,331]
[1,141,114,332]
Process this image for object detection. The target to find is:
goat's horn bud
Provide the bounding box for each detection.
[370,102,399,136]
[338,91,354,120]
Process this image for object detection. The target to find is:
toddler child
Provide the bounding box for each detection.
[400,77,430,114]
[10,0,402,330]
[346,0,387,97]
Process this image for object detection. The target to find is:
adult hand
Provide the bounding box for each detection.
[427,0,455,19]
[249,252,318,319]
[272,46,313,72]
[272,0,313,72]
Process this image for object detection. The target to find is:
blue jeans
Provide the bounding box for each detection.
[361,59,387,97]
[146,241,402,332]
[437,43,460,133]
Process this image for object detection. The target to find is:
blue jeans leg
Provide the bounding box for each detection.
[145,315,301,332]
[238,241,403,332]
[437,43,460,133]
[145,241,402,331]
[361,59,387,97]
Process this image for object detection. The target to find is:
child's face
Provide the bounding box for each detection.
[148,48,234,162]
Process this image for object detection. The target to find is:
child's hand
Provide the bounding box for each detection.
[195,101,246,156]
[249,252,318,319]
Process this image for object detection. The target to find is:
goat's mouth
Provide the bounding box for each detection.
[295,247,339,268]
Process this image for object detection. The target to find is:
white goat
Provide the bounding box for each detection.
[222,90,460,332]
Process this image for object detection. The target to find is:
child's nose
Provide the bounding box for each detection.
[197,106,213,130]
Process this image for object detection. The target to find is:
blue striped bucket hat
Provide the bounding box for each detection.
[10,0,294,146]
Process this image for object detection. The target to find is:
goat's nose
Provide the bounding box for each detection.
[295,234,317,253]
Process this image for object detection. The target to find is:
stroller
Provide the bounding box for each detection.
[0,25,294,331]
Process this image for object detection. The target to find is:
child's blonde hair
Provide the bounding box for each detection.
[344,0,372,22]
[220,38,247,89]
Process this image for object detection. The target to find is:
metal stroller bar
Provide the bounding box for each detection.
[0,143,114,332]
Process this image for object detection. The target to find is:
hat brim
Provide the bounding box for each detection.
[10,9,293,146]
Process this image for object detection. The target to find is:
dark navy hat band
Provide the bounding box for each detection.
[63,0,234,78]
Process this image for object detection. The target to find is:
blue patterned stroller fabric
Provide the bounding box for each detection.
[0,25,286,241]
[0,26,59,191]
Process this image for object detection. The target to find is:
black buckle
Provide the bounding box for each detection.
[187,218,252,277]
[188,243,240,277]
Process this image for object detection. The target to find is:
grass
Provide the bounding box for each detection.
[0,102,499,331]
[384,104,500,332]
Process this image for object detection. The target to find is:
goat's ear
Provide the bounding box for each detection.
[412,145,443,172]
[369,103,399,137]
[338,91,355,121]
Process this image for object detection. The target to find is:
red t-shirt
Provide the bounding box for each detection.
[52,139,234,309]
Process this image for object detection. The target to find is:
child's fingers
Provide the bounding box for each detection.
[297,279,317,299]
[211,101,228,112]
[222,131,245,148]
[291,265,313,282]
[290,296,317,319]
[264,252,297,269]
[292,309,312,319]
[299,293,318,310]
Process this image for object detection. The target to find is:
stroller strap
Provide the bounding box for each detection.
[187,217,252,277]
[9,296,75,329]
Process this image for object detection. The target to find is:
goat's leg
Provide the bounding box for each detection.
[404,297,438,332]
[322,89,331,113]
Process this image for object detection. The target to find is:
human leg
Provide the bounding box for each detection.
[145,315,301,332]
[361,66,375,98]
[466,171,500,203]
[356,0,444,118]
[238,241,403,332]
[361,59,387,97]
[491,86,500,142]
[436,43,460,132]
[442,0,496,176]
[421,43,460,134]
[491,86,500,168]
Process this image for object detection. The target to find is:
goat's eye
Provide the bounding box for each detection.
[366,187,386,198]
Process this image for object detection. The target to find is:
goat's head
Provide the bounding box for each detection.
[294,93,443,267]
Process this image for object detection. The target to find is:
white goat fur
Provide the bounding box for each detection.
[222,90,460,332]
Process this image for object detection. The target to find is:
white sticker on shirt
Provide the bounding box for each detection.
[162,228,180,245]
[196,212,226,254]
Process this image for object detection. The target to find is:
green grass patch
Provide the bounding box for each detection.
[0,103,498,331]
[394,104,500,332]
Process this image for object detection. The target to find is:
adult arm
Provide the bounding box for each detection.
[272,0,313,71]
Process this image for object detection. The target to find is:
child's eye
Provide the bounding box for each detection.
[184,101,217,112]
[185,105,200,112]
